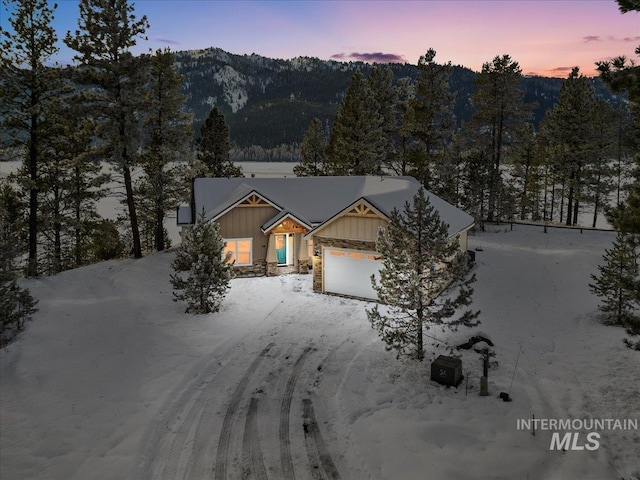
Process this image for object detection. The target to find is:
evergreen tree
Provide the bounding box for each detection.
[367,189,479,360]
[589,232,639,334]
[294,117,328,176]
[194,106,242,178]
[1,181,37,346]
[541,68,597,226]
[137,48,193,252]
[326,71,385,175]
[367,65,398,172]
[511,124,543,220]
[0,0,61,276]
[64,0,149,259]
[37,85,107,274]
[410,49,457,194]
[587,99,617,228]
[466,55,535,222]
[385,77,417,177]
[170,210,234,314]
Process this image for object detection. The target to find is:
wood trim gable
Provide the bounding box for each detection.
[344,200,386,219]
[305,197,388,239]
[264,215,309,235]
[238,193,271,207]
[210,190,282,222]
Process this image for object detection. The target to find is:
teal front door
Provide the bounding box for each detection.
[275,234,286,265]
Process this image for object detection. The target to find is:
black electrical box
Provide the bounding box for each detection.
[431,355,463,387]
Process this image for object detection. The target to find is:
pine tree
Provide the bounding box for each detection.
[590,232,639,333]
[1,0,61,276]
[170,210,234,314]
[367,189,479,360]
[194,106,242,178]
[64,0,149,259]
[326,71,385,176]
[137,48,193,252]
[541,68,597,226]
[367,65,398,172]
[36,82,107,274]
[385,77,417,177]
[410,49,457,194]
[294,118,328,176]
[466,55,535,222]
[1,181,37,345]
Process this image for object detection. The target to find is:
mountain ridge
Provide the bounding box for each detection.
[173,46,624,151]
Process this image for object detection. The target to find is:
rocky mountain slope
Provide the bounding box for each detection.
[174,47,623,149]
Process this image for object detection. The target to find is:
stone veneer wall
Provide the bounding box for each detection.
[312,236,377,293]
[234,260,266,277]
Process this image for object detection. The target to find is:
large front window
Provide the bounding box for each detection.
[224,238,252,266]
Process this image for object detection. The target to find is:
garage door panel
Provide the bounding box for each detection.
[324,248,381,300]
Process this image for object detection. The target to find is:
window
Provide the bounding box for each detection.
[224,238,252,266]
[348,252,365,259]
[308,239,314,257]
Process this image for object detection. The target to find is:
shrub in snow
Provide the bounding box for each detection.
[0,278,37,346]
[367,189,480,361]
[170,210,233,314]
[590,231,640,342]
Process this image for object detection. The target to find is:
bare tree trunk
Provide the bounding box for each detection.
[123,163,142,258]
[28,109,38,277]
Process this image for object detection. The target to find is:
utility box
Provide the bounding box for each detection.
[431,355,463,387]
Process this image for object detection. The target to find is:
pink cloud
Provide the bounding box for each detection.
[330,52,405,63]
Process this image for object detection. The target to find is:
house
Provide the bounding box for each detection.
[177,176,474,301]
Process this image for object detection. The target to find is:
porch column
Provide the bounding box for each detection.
[297,234,310,274]
[266,234,278,276]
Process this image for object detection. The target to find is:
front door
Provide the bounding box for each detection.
[275,234,287,265]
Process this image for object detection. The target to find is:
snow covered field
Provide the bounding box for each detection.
[1,224,639,480]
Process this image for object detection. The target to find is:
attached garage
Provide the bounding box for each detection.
[323,248,382,300]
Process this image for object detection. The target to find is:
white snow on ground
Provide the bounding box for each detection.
[1,224,639,480]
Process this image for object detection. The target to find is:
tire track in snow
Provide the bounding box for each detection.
[241,398,268,480]
[280,345,314,480]
[141,344,232,480]
[302,398,341,480]
[214,342,275,480]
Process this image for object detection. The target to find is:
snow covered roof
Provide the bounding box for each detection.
[186,176,474,237]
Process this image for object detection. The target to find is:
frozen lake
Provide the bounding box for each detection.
[0,161,297,245]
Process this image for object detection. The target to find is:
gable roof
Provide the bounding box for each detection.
[188,176,474,237]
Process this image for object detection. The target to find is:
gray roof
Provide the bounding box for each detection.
[186,176,474,237]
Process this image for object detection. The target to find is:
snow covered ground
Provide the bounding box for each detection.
[1,224,639,480]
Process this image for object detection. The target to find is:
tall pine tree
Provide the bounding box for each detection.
[65,0,149,259]
[540,68,597,226]
[466,55,534,222]
[1,0,61,276]
[410,49,457,196]
[326,71,385,176]
[194,106,242,178]
[367,189,479,360]
[294,117,328,176]
[137,48,193,252]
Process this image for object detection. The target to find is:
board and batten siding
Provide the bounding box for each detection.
[314,216,388,242]
[217,206,278,262]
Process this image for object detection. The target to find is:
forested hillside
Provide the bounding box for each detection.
[174,47,624,149]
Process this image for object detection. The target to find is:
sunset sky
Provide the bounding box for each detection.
[2,0,638,77]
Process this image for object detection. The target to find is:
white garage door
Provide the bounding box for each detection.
[323,248,382,300]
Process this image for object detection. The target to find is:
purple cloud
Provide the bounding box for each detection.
[156,38,180,45]
[583,36,601,43]
[331,52,405,63]
[622,36,640,42]
[549,66,574,73]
